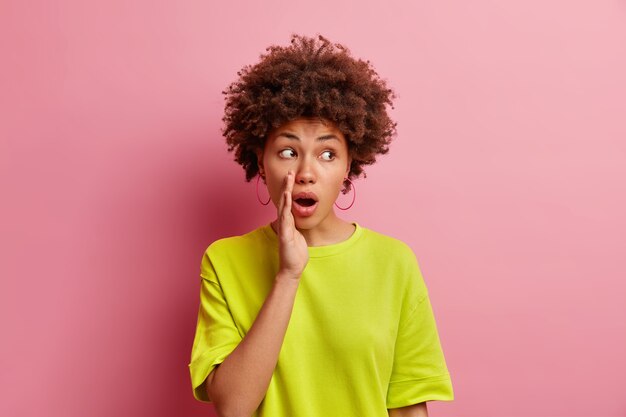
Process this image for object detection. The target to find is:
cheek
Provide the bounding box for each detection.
[264,172,287,199]
[328,165,349,183]
[321,169,348,199]
[261,158,283,192]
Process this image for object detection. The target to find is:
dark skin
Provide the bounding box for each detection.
[205,118,428,417]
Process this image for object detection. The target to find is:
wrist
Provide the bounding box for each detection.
[275,270,302,282]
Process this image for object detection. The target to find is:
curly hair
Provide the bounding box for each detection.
[222,34,397,190]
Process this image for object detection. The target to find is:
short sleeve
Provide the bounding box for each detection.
[188,252,242,402]
[386,259,454,408]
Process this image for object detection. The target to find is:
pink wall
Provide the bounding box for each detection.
[1,1,625,416]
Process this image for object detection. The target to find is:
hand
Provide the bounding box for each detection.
[275,171,309,280]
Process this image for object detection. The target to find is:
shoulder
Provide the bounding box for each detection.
[359,225,428,299]
[359,226,417,261]
[199,225,272,280]
[204,225,270,261]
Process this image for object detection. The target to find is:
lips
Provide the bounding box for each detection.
[292,191,319,217]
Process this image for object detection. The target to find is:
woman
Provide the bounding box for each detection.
[189,34,454,417]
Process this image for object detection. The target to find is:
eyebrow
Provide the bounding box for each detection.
[276,132,341,142]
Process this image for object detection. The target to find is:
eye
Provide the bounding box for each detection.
[320,150,335,161]
[279,149,296,159]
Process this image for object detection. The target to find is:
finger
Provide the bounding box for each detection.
[284,171,294,214]
[277,171,291,230]
[277,172,290,218]
[280,172,295,235]
[277,186,285,218]
[285,169,295,196]
[283,190,292,222]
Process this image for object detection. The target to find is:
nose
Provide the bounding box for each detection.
[294,157,316,185]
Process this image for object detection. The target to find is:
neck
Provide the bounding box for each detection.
[300,219,355,247]
[271,215,355,247]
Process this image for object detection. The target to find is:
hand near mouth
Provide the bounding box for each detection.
[275,170,309,280]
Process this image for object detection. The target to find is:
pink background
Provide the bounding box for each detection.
[1,1,625,416]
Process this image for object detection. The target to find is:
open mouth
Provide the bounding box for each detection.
[295,198,316,207]
[291,192,319,217]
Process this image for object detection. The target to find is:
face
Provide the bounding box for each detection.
[258,117,351,231]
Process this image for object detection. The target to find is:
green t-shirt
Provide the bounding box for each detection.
[189,223,453,416]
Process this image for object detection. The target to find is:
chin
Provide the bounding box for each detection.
[293,217,316,230]
[294,214,327,230]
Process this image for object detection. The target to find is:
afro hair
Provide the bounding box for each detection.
[221,34,398,188]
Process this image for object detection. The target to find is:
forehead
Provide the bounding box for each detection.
[270,117,344,139]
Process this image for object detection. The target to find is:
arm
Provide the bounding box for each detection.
[205,171,308,417]
[389,402,428,417]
